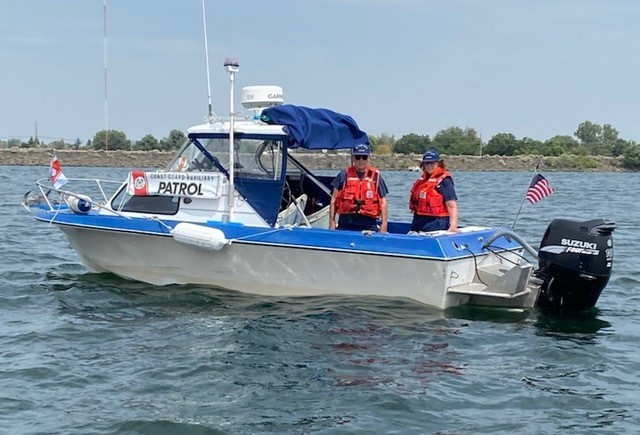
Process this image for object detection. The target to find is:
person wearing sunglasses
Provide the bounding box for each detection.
[329,143,389,233]
[409,149,459,233]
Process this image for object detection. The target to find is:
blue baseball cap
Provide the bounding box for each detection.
[352,143,371,156]
[421,149,441,163]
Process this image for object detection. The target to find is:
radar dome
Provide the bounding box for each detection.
[241,86,284,110]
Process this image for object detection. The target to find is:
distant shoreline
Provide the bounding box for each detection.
[0,148,627,172]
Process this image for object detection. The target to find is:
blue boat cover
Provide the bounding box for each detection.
[261,105,369,150]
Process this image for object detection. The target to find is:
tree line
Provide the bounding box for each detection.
[2,120,640,169]
[0,129,186,152]
[368,121,640,170]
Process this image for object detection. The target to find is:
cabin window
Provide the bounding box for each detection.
[168,137,284,180]
[110,190,180,215]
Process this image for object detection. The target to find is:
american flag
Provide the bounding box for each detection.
[525,173,554,204]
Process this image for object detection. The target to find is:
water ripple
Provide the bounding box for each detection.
[2,168,640,433]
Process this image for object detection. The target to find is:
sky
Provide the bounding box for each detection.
[2,0,640,144]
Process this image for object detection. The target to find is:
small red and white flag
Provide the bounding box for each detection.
[49,154,68,189]
[127,170,149,196]
[176,156,188,172]
[525,173,554,204]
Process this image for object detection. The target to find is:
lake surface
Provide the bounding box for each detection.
[1,166,639,434]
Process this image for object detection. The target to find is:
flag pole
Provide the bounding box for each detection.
[510,163,539,231]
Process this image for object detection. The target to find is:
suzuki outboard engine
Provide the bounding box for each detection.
[535,218,615,311]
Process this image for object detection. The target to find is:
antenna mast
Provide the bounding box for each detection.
[224,58,239,221]
[103,0,109,150]
[201,0,213,120]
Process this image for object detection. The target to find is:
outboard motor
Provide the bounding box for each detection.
[535,218,615,311]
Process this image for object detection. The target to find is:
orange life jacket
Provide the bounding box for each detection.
[335,166,381,219]
[409,166,452,217]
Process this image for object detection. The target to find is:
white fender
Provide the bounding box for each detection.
[67,194,92,214]
[172,223,228,251]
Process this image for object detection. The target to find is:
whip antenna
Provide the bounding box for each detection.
[103,0,109,149]
[201,0,213,120]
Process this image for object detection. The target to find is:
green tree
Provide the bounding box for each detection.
[485,133,519,156]
[21,137,37,148]
[92,130,131,150]
[542,135,579,156]
[7,138,21,148]
[622,144,640,170]
[159,129,187,151]
[574,121,626,156]
[575,121,603,145]
[134,134,160,151]
[516,137,543,155]
[612,139,633,157]
[602,124,619,143]
[432,126,482,155]
[573,120,619,155]
[393,133,430,155]
[596,123,620,156]
[49,139,69,150]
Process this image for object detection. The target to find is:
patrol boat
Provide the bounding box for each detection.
[23,65,615,312]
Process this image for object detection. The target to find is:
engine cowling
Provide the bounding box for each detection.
[535,218,615,311]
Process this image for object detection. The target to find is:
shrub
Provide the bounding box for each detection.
[375,144,392,155]
[552,154,599,170]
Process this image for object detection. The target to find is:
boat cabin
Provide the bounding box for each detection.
[109,89,361,230]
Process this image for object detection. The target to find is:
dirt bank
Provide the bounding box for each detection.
[0,148,626,172]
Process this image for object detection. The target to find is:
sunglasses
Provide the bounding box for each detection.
[354,155,369,160]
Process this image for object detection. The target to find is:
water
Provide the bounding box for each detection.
[2,166,639,434]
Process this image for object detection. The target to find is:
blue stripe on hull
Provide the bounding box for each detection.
[35,210,522,261]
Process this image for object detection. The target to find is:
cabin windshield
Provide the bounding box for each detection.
[168,136,285,180]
